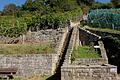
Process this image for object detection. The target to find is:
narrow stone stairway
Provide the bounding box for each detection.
[46,28,73,80]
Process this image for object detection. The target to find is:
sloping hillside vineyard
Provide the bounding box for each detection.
[87,9,120,30]
[0,8,82,37]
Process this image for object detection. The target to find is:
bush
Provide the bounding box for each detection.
[0,16,27,37]
[26,8,82,30]
[102,36,120,73]
[0,8,82,37]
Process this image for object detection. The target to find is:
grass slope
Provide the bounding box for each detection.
[0,43,54,54]
[85,26,120,34]
[72,45,101,59]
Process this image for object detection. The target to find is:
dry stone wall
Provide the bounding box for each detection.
[0,54,59,77]
[63,27,78,66]
[25,29,63,43]
[61,65,117,80]
[0,29,67,77]
[85,28,120,39]
[72,58,107,65]
[72,28,108,65]
[61,27,117,80]
[0,29,64,46]
[0,36,22,44]
[25,29,64,53]
[79,28,101,45]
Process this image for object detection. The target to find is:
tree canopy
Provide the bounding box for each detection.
[111,0,120,8]
[3,3,18,15]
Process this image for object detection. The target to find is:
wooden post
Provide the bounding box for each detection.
[22,34,25,44]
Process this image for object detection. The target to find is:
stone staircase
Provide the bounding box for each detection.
[61,25,118,80]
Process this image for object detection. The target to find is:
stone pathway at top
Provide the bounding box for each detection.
[71,21,80,27]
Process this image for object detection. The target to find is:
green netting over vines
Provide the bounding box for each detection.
[87,9,120,30]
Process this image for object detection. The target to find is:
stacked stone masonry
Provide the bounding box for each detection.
[61,27,117,80]
[72,58,107,65]
[0,29,68,77]
[61,65,117,80]
[85,28,120,39]
[0,54,59,77]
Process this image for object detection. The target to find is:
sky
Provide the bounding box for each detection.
[0,0,111,11]
[0,0,26,11]
[96,0,110,3]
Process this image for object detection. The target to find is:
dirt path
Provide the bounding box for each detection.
[71,21,80,27]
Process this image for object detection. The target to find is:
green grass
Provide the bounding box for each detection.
[85,26,120,34]
[0,77,23,80]
[0,43,54,54]
[0,75,48,80]
[27,75,48,80]
[71,46,101,60]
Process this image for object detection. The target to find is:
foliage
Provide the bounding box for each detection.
[23,0,33,11]
[0,16,27,37]
[25,8,82,30]
[76,0,95,6]
[0,0,83,37]
[111,0,120,8]
[0,43,54,54]
[111,0,120,2]
[22,0,79,14]
[91,2,114,9]
[85,27,120,34]
[3,4,18,16]
[87,9,120,30]
[46,0,79,11]
[0,8,82,37]
[101,36,120,73]
[71,45,101,61]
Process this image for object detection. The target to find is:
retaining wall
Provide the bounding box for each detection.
[61,65,117,80]
[0,29,64,45]
[25,29,63,43]
[61,27,117,80]
[0,54,59,77]
[85,28,120,39]
[72,28,108,65]
[72,58,107,65]
[79,28,101,45]
[63,27,78,66]
[0,28,67,77]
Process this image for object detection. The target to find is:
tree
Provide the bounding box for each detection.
[32,0,49,14]
[76,0,95,6]
[22,0,36,11]
[3,4,18,16]
[91,2,103,9]
[27,0,79,13]
[111,0,120,3]
[102,36,120,73]
[0,11,2,16]
[111,0,120,8]
[47,0,78,11]
[61,0,78,11]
